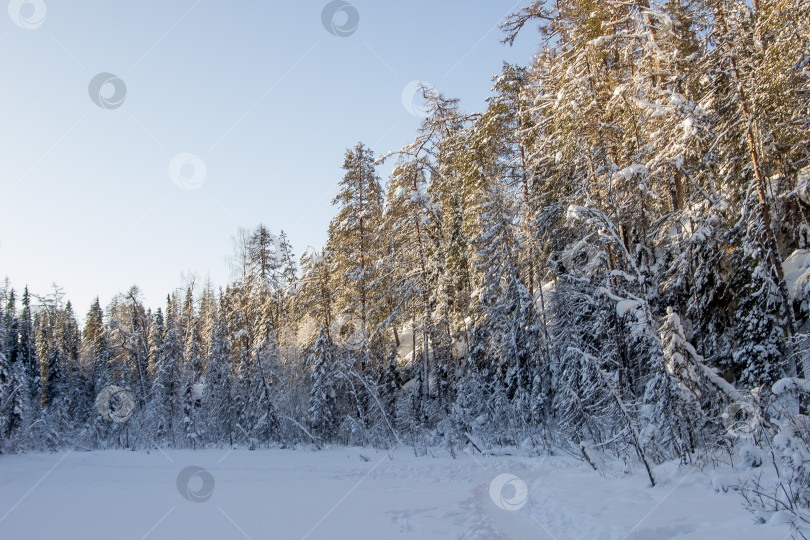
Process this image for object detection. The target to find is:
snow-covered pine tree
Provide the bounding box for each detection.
[388,89,474,417]
[327,142,385,362]
[273,230,298,340]
[198,282,217,360]
[420,91,472,373]
[380,160,435,417]
[248,224,284,331]
[297,247,334,342]
[479,63,538,297]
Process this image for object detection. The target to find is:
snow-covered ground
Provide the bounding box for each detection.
[0,447,791,539]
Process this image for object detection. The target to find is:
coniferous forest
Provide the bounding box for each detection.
[3,0,810,529]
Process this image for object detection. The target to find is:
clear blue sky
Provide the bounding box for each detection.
[0,0,538,317]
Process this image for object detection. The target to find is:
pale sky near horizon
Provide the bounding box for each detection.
[0,0,538,318]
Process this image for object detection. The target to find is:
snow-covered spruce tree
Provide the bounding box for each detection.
[377,341,402,439]
[225,224,292,446]
[703,0,808,378]
[557,204,675,482]
[356,331,402,446]
[308,326,338,441]
[0,297,11,444]
[548,271,630,453]
[145,308,164,440]
[681,212,737,380]
[0,293,28,451]
[247,294,281,446]
[224,283,252,447]
[35,309,60,446]
[228,231,262,444]
[298,249,351,443]
[546,277,598,444]
[0,350,14,450]
[550,262,660,480]
[641,308,706,462]
[36,304,73,448]
[504,0,731,468]
[0,293,33,452]
[465,179,542,446]
[150,296,181,446]
[449,324,495,449]
[107,287,151,405]
[732,224,788,387]
[59,301,87,441]
[0,349,32,452]
[203,300,234,446]
[19,287,38,404]
[83,298,110,446]
[182,316,205,448]
[3,290,19,367]
[247,225,282,291]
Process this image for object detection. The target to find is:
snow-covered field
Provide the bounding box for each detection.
[0,447,791,539]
